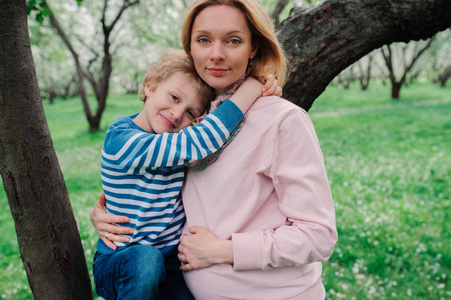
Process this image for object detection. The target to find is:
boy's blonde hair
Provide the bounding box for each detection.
[139,48,214,109]
[181,0,287,86]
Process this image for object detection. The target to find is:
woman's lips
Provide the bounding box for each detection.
[207,68,228,76]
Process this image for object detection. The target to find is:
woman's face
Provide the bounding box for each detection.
[190,5,258,95]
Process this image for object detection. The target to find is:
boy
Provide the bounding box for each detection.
[93,49,262,299]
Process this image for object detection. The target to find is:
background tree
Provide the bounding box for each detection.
[0,0,92,298]
[356,53,374,90]
[43,0,139,132]
[278,0,451,110]
[272,0,290,27]
[380,39,434,99]
[111,0,185,94]
[28,22,78,102]
[269,0,319,28]
[427,29,451,87]
[335,65,356,89]
[437,65,451,87]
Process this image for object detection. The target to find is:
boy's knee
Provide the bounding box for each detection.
[121,245,165,282]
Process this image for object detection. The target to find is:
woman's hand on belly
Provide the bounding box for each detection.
[178,226,233,271]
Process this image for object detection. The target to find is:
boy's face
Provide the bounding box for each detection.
[138,72,205,134]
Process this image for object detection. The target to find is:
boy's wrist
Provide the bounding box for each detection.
[229,78,263,113]
[239,78,263,95]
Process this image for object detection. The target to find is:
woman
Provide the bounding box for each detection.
[92,0,337,299]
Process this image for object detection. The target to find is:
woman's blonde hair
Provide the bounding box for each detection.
[139,48,214,109]
[181,0,287,86]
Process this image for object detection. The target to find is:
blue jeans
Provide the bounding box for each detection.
[93,245,194,300]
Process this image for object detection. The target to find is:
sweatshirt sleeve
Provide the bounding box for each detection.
[232,108,338,270]
[102,99,243,171]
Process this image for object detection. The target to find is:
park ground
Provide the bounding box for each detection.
[0,80,450,299]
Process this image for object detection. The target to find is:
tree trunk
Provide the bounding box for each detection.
[278,0,451,110]
[391,82,402,99]
[44,2,96,130]
[438,65,451,87]
[381,38,434,99]
[357,53,373,90]
[0,1,93,299]
[49,90,55,104]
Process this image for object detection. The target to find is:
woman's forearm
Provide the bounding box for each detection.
[212,239,234,265]
[91,193,134,250]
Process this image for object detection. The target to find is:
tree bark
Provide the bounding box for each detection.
[278,0,451,110]
[0,1,93,299]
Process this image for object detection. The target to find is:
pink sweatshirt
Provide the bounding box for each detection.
[181,96,338,300]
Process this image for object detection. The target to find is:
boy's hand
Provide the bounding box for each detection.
[240,76,264,97]
[262,74,283,97]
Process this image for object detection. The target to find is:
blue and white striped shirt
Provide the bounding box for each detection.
[98,100,243,255]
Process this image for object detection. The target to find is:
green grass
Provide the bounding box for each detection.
[1,81,450,299]
[311,81,451,299]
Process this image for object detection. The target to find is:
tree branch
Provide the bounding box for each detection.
[104,0,140,34]
[278,0,451,110]
[43,1,93,119]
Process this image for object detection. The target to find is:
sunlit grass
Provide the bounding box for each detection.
[312,82,451,299]
[0,82,450,299]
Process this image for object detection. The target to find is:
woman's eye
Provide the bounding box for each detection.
[197,37,209,44]
[229,38,242,45]
[171,95,179,102]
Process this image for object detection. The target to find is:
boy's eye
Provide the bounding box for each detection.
[171,95,179,102]
[187,111,195,119]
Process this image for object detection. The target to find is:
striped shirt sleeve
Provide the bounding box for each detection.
[102,99,243,170]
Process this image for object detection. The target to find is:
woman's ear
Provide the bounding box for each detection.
[250,46,258,60]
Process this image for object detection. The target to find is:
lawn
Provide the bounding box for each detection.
[0,81,450,299]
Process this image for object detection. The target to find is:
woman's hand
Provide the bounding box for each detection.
[178,226,233,271]
[261,74,283,97]
[90,193,134,250]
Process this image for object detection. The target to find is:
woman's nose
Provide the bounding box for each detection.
[209,43,225,62]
